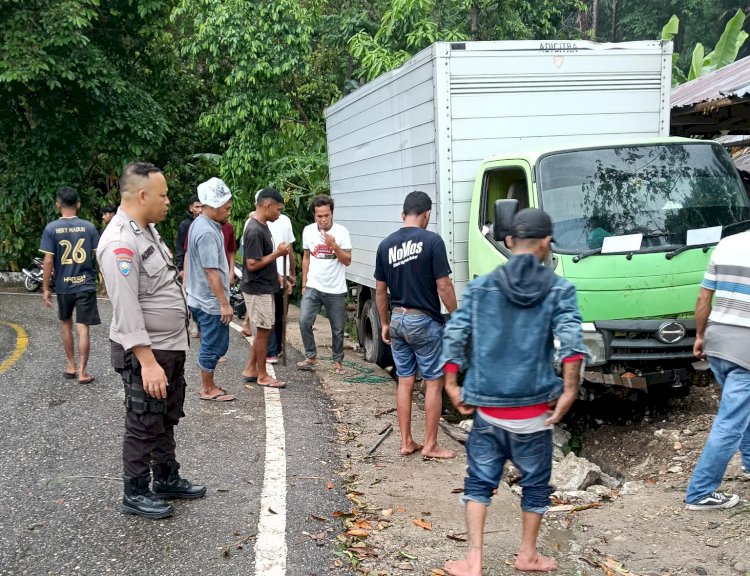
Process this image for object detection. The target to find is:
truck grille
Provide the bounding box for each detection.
[596,320,696,362]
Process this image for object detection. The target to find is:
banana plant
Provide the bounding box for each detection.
[662,9,748,86]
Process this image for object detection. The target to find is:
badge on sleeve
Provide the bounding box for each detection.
[114,247,134,276]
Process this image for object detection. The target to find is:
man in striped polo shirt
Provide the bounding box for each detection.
[685,229,750,511]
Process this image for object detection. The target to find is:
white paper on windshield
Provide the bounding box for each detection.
[686,226,722,246]
[600,233,643,254]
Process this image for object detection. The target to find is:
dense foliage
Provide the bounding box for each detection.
[0,0,747,269]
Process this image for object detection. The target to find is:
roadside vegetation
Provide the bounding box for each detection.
[1,0,747,270]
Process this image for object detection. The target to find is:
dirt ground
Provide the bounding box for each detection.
[288,309,750,576]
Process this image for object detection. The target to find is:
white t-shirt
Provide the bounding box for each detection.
[243,214,296,275]
[302,222,351,294]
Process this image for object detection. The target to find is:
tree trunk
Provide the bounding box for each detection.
[610,0,617,42]
[471,1,480,41]
[592,0,599,39]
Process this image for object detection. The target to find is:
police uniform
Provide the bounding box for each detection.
[98,207,204,518]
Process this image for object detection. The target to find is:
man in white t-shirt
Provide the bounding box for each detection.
[241,190,296,361]
[297,195,352,374]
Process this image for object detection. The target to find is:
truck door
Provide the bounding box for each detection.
[468,161,534,279]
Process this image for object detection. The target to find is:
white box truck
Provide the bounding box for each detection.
[325,40,750,393]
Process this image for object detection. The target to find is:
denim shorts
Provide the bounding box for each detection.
[389,312,444,381]
[461,411,553,514]
[189,306,229,373]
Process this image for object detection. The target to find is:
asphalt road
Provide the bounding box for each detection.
[0,290,352,576]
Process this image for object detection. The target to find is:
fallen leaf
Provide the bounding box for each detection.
[412,519,432,531]
[334,559,343,567]
[332,510,354,518]
[348,490,365,496]
[310,515,327,522]
[396,506,407,513]
[450,488,463,494]
[355,520,373,529]
[381,508,393,517]
[346,528,369,537]
[268,507,277,514]
[431,569,446,575]
[326,482,334,490]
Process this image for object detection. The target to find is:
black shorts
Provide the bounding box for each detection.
[57,290,101,325]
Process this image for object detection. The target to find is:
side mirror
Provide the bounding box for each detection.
[493,199,519,244]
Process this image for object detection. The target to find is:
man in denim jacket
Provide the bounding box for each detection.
[442,208,585,575]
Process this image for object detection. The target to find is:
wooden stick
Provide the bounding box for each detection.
[366,424,393,456]
[281,254,288,367]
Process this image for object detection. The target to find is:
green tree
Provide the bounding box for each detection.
[348,0,586,81]
[0,0,206,269]
[173,0,341,231]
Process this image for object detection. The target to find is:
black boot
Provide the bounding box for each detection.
[122,475,174,519]
[152,461,207,500]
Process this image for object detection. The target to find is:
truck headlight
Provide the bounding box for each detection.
[583,331,606,366]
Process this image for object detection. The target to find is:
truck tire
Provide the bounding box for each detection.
[360,299,389,367]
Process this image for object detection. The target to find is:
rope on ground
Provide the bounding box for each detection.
[327,357,393,385]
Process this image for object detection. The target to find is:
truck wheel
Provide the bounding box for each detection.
[361,299,389,367]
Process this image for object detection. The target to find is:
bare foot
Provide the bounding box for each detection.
[399,441,423,456]
[444,558,481,576]
[422,446,456,459]
[515,552,558,572]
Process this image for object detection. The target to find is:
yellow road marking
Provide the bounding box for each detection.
[0,321,29,374]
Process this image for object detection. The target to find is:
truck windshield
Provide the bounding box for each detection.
[537,143,750,254]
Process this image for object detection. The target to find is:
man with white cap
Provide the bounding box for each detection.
[185,177,236,402]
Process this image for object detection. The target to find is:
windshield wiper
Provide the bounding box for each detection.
[572,248,602,263]
[665,243,712,260]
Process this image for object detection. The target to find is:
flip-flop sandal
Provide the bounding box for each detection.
[63,372,77,380]
[296,360,318,371]
[242,329,252,337]
[78,376,95,384]
[243,376,257,383]
[200,392,236,402]
[256,380,286,389]
[334,368,346,375]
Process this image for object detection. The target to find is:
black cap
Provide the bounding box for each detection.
[510,208,553,239]
[101,204,116,214]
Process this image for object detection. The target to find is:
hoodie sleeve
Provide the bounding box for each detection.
[552,281,587,362]
[441,281,474,369]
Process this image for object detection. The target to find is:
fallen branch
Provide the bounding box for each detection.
[366,425,393,456]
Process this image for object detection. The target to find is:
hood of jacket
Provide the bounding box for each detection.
[495,253,556,308]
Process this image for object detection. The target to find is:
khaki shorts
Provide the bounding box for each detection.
[243,293,275,331]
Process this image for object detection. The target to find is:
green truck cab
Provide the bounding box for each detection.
[470,137,750,392]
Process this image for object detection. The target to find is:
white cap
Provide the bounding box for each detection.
[197,177,232,209]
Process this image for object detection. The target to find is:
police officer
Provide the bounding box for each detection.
[98,162,205,519]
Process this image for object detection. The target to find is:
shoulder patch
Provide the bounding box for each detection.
[115,247,134,276]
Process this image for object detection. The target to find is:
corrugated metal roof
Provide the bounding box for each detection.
[733,147,750,172]
[671,55,750,109]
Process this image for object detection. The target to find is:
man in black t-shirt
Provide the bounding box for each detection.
[40,186,101,384]
[374,191,458,458]
[240,187,291,389]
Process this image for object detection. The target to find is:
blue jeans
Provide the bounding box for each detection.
[390,312,443,381]
[461,411,553,514]
[685,356,750,503]
[189,307,229,373]
[299,288,346,362]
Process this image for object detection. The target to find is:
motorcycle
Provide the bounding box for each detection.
[21,257,54,293]
[230,263,246,319]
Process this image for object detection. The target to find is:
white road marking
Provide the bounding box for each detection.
[229,321,287,575]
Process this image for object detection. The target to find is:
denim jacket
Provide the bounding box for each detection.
[442,256,585,407]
